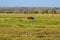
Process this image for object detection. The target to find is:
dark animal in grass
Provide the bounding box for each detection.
[27,17,34,20]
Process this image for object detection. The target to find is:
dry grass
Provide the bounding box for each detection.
[0,14,60,40]
[0,27,60,40]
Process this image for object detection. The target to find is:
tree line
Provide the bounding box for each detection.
[0,7,60,14]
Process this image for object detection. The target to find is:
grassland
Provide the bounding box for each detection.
[0,14,60,40]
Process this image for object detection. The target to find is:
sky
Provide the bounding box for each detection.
[0,0,60,7]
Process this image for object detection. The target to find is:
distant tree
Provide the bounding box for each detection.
[51,8,57,14]
[6,9,13,13]
[41,9,49,14]
[0,9,5,13]
[44,9,49,14]
[23,9,30,14]
[48,9,52,14]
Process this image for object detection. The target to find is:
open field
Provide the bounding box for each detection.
[0,14,60,40]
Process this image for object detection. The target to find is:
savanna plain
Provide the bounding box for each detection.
[0,14,60,40]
